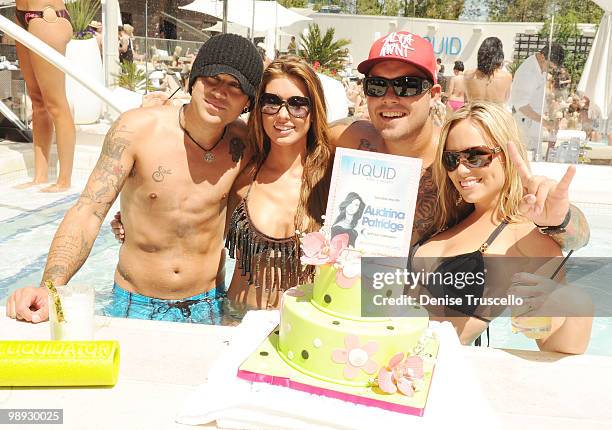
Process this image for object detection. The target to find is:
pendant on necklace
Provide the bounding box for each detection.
[203,151,215,163]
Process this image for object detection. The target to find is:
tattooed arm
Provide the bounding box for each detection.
[41,115,136,287]
[546,204,590,251]
[6,114,138,322]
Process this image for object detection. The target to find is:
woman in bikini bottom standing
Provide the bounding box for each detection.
[15,1,75,192]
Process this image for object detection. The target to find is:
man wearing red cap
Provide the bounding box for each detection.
[330,31,588,249]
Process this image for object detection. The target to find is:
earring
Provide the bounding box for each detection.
[456,194,463,206]
[242,107,249,114]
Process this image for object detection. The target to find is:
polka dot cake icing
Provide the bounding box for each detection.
[278,266,428,387]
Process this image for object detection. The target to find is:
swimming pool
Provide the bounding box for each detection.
[1,180,611,355]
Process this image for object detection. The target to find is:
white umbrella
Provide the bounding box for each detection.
[180,0,311,33]
[317,73,349,122]
[204,21,266,38]
[577,0,612,127]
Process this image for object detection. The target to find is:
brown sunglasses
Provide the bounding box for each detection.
[442,146,502,171]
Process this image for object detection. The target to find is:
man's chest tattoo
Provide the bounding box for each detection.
[413,167,437,241]
[152,165,172,182]
[229,137,246,162]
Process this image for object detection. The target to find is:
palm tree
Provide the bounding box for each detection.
[299,24,350,72]
[114,62,155,92]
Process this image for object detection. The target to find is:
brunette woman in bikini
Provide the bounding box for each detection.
[225,57,333,312]
[464,37,512,107]
[15,0,75,192]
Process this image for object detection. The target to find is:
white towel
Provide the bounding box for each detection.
[177,311,501,430]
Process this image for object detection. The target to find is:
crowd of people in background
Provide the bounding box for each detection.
[74,21,608,149]
[338,36,607,150]
[8,30,592,353]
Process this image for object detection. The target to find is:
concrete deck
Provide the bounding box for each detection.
[0,124,108,186]
[1,309,611,430]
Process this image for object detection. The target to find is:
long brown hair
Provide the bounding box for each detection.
[432,101,528,234]
[247,56,333,235]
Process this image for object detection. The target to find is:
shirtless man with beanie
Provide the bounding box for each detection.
[7,34,264,324]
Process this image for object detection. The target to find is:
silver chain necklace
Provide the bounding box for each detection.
[179,104,227,163]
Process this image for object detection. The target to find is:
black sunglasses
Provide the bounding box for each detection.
[260,93,311,118]
[363,76,433,97]
[442,146,502,172]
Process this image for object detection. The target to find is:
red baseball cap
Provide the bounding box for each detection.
[358,31,437,84]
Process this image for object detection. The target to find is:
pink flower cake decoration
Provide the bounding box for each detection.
[334,248,361,288]
[300,232,349,265]
[331,335,379,380]
[377,353,424,396]
[286,286,305,297]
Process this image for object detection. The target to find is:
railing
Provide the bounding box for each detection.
[159,11,211,42]
[0,15,124,115]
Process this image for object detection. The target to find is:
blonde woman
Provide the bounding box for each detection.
[225,56,333,311]
[15,0,75,192]
[119,24,134,63]
[414,102,592,354]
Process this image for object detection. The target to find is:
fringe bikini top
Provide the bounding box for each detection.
[225,177,313,296]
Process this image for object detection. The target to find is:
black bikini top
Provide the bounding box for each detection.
[411,219,509,348]
[412,219,510,320]
[225,173,312,299]
[433,219,509,276]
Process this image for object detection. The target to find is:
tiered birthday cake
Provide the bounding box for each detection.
[238,149,437,415]
[277,232,429,388]
[238,232,438,413]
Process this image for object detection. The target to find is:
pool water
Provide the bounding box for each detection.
[0,182,610,355]
[0,188,121,313]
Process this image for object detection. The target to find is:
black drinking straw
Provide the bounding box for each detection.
[551,249,574,280]
[164,87,182,104]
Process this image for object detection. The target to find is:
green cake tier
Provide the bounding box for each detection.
[311,263,404,319]
[278,283,429,387]
[311,264,363,319]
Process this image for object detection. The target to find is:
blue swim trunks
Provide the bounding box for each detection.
[104,283,226,325]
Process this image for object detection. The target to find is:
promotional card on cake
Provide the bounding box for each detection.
[325,148,422,259]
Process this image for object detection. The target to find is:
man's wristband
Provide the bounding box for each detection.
[535,210,571,235]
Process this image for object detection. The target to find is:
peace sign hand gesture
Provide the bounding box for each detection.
[507,141,575,227]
